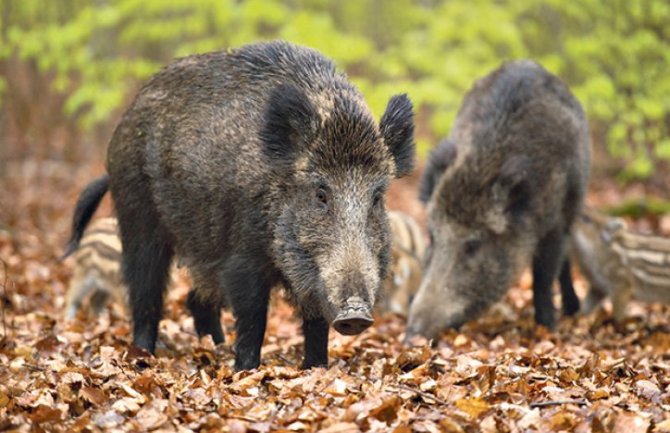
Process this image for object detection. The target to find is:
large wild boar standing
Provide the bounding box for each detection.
[66,41,415,370]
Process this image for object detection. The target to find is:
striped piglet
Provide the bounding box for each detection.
[569,208,670,321]
[377,210,426,315]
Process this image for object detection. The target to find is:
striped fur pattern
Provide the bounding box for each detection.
[65,218,126,318]
[571,208,670,321]
[377,210,426,315]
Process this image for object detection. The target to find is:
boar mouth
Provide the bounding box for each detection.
[331,296,374,336]
[406,311,465,343]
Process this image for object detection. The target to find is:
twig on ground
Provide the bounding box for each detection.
[529,399,588,408]
[276,353,296,366]
[387,384,448,406]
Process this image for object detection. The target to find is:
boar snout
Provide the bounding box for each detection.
[404,315,464,344]
[332,296,374,335]
[406,269,469,341]
[333,310,373,335]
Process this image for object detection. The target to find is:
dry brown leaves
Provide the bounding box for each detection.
[1,161,670,432]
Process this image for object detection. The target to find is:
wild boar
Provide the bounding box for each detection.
[66,40,415,370]
[63,217,125,318]
[408,60,590,339]
[376,210,425,315]
[567,208,670,322]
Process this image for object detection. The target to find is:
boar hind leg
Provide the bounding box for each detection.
[302,316,329,369]
[186,289,224,344]
[65,273,94,319]
[90,290,111,315]
[117,204,173,353]
[532,229,568,329]
[558,258,580,316]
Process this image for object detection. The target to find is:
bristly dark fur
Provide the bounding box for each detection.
[260,82,318,164]
[95,40,415,370]
[408,60,591,339]
[62,175,110,259]
[419,138,457,203]
[380,94,415,177]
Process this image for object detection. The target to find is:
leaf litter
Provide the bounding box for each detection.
[1,162,670,432]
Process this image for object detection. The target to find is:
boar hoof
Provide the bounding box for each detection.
[534,309,556,330]
[302,358,328,369]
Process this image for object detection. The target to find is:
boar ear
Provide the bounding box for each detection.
[487,156,531,234]
[260,83,317,161]
[419,138,457,203]
[380,94,415,177]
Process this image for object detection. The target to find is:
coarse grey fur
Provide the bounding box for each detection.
[96,40,416,370]
[408,60,590,339]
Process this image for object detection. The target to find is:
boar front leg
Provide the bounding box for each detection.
[223,257,272,371]
[532,229,568,329]
[302,316,329,369]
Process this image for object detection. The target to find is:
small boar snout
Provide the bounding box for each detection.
[332,297,373,335]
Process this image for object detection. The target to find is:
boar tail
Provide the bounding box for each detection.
[62,174,110,259]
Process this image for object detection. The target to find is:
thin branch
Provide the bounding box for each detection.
[529,399,588,408]
[387,384,448,406]
[276,354,296,366]
[0,257,7,339]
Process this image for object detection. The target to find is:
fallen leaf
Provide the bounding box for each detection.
[94,410,125,428]
[319,422,360,433]
[35,334,61,352]
[134,402,169,430]
[635,379,661,401]
[112,397,141,413]
[369,396,400,423]
[613,412,650,433]
[81,386,107,406]
[455,397,489,420]
[654,419,670,433]
[28,404,62,424]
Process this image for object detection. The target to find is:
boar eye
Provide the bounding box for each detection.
[315,187,329,208]
[463,238,481,256]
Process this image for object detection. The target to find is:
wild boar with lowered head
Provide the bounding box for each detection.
[66,40,415,370]
[407,60,590,339]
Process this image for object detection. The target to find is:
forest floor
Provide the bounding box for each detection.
[1,160,670,432]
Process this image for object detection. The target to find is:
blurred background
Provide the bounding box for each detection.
[1,0,669,224]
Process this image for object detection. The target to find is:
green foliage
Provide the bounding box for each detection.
[518,0,670,180]
[606,197,670,219]
[2,0,669,177]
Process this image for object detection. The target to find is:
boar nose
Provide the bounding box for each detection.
[333,310,374,335]
[332,297,373,335]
